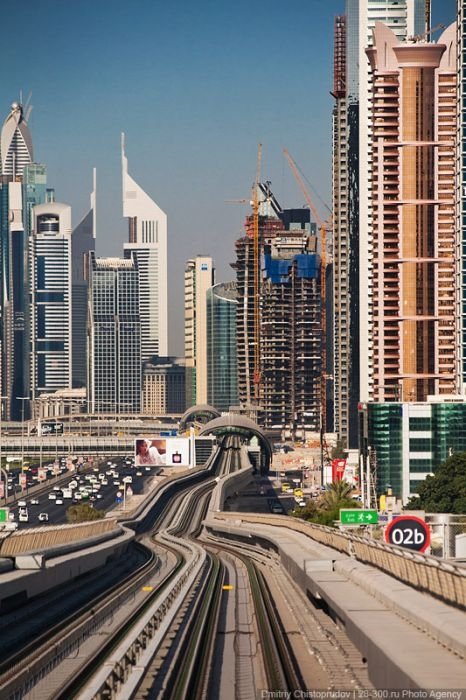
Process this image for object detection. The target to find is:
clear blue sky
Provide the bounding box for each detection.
[3,0,457,354]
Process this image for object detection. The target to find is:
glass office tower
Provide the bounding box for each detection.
[206,281,238,412]
[87,252,141,414]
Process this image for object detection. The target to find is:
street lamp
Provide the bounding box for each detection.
[16,397,28,474]
[0,396,8,504]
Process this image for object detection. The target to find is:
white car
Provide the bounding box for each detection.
[30,498,40,505]
[136,471,143,477]
[74,493,83,500]
[123,476,132,484]
[55,499,63,505]
[48,493,57,500]
[38,512,49,522]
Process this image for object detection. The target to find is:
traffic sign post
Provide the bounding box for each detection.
[384,515,430,552]
[340,509,379,525]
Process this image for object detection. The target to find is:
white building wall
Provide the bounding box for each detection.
[122,134,168,359]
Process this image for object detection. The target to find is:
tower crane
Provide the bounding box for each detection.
[282,148,332,443]
[252,144,262,399]
[408,23,445,43]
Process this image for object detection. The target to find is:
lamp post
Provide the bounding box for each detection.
[0,396,8,504]
[16,397,28,497]
[16,397,28,472]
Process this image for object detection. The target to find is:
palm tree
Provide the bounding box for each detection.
[320,480,354,509]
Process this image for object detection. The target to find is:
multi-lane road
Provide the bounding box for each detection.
[8,457,158,528]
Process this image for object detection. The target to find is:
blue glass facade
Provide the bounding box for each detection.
[207,282,238,412]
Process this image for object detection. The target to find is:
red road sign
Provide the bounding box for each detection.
[384,516,430,553]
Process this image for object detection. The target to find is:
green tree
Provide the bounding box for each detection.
[320,480,354,509]
[66,504,105,523]
[331,439,346,460]
[292,480,360,527]
[406,452,466,513]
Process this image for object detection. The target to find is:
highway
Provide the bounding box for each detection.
[6,457,157,528]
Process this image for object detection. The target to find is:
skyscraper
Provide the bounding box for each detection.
[0,101,34,418]
[365,22,457,401]
[260,216,321,437]
[458,0,466,391]
[30,202,73,399]
[122,134,168,361]
[87,253,141,414]
[234,188,321,434]
[206,281,238,412]
[22,163,47,237]
[72,169,96,388]
[184,256,215,407]
[233,184,284,410]
[0,101,33,178]
[333,0,426,447]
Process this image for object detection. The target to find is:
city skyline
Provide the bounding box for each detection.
[4,0,455,354]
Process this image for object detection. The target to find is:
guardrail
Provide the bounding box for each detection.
[214,512,466,610]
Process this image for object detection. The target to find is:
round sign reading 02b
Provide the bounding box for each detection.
[384,515,431,553]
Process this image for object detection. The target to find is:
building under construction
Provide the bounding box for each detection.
[233,185,322,438]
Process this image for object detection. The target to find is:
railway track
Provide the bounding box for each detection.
[0,437,373,699]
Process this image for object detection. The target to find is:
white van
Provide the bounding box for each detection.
[62,488,73,499]
[18,510,29,522]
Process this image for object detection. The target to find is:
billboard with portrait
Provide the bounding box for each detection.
[134,437,191,467]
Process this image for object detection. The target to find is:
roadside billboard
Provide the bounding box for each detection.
[40,422,64,436]
[135,438,191,467]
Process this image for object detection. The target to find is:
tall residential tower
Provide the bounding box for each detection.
[333,0,426,447]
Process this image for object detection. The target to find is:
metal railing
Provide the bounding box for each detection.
[213,512,466,610]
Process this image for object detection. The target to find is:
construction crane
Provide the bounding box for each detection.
[408,23,445,43]
[252,144,262,400]
[226,144,263,404]
[282,148,332,443]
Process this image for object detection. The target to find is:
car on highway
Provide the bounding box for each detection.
[55,498,63,505]
[17,500,27,508]
[30,498,40,505]
[38,513,49,522]
[136,471,143,476]
[48,493,57,500]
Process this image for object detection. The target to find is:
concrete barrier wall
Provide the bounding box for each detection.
[211,512,466,610]
[204,514,466,689]
[0,519,119,557]
[0,527,134,611]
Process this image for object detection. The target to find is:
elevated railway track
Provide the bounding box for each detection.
[0,437,465,697]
